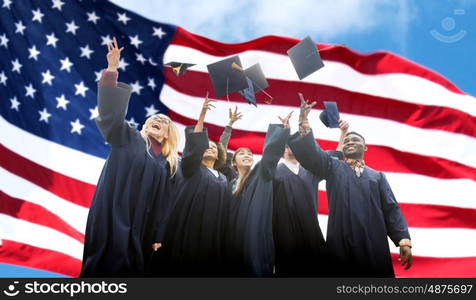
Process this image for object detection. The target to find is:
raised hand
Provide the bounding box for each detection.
[336,119,350,151]
[195,92,216,132]
[106,37,124,72]
[278,111,293,129]
[201,92,216,114]
[228,106,243,127]
[338,119,349,134]
[298,92,316,122]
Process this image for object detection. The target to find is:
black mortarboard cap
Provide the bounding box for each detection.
[164,61,195,76]
[207,55,248,97]
[243,63,269,92]
[319,101,340,128]
[287,36,324,80]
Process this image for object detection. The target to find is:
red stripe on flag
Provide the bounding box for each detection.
[168,110,476,181]
[172,27,465,95]
[165,70,476,138]
[316,191,476,229]
[0,240,81,277]
[0,192,85,243]
[392,254,476,278]
[0,144,95,208]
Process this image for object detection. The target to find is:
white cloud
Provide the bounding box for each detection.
[111,0,417,44]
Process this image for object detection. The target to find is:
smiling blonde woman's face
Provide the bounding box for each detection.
[143,114,170,142]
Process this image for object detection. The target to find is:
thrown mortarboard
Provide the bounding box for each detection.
[287,36,325,80]
[319,101,340,128]
[207,56,248,97]
[164,61,195,76]
[237,63,270,106]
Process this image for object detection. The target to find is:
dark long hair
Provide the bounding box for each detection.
[211,140,226,170]
[232,147,253,197]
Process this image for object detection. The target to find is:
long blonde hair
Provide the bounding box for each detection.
[140,114,180,176]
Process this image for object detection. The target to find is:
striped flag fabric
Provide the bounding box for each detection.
[1,0,475,278]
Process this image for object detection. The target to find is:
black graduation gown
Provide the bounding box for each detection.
[156,126,231,276]
[81,82,172,277]
[272,163,327,277]
[226,124,290,277]
[288,130,411,277]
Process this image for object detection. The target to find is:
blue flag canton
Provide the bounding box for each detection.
[0,0,176,159]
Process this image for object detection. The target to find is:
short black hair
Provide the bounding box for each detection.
[345,131,365,144]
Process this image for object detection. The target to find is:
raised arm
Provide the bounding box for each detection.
[219,106,242,150]
[95,37,135,147]
[182,95,214,177]
[336,119,349,151]
[259,111,292,180]
[288,93,331,179]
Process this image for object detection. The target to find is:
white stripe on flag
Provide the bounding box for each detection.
[0,167,89,233]
[165,45,476,116]
[0,214,84,260]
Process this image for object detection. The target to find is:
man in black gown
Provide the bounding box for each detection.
[288,94,413,277]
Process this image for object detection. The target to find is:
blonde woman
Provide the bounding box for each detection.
[80,38,179,277]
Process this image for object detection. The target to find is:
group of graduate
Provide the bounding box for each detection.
[80,38,413,278]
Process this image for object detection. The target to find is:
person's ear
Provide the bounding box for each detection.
[364,145,368,152]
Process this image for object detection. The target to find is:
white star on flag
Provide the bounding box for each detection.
[152,26,166,39]
[87,11,100,24]
[100,35,113,46]
[136,53,146,65]
[128,117,139,128]
[60,57,73,72]
[25,83,36,98]
[130,81,144,95]
[74,81,89,97]
[38,108,52,123]
[32,8,44,23]
[12,59,22,73]
[117,12,130,25]
[41,70,55,85]
[2,0,12,9]
[147,78,156,90]
[118,58,129,71]
[0,33,9,47]
[56,94,70,110]
[15,20,26,35]
[65,20,79,35]
[70,119,85,134]
[80,44,94,59]
[89,106,99,120]
[0,71,7,85]
[46,32,59,47]
[94,70,102,82]
[129,34,143,48]
[10,97,20,111]
[52,0,65,11]
[145,104,159,117]
[28,45,40,60]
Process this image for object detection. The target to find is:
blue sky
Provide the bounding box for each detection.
[2,0,474,278]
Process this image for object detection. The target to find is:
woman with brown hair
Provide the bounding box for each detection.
[80,38,180,277]
[225,112,292,277]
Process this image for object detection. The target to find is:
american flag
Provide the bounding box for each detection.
[1,0,475,278]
